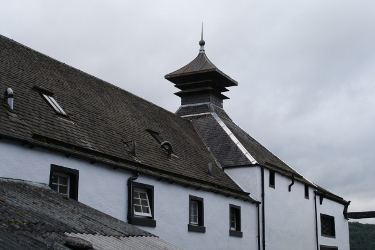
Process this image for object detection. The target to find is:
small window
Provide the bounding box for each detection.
[128,182,156,227]
[229,204,242,237]
[305,184,309,199]
[51,172,70,196]
[49,165,79,200]
[320,214,335,238]
[188,195,205,233]
[42,94,67,115]
[269,170,275,188]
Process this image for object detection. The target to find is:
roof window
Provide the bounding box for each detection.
[42,94,67,115]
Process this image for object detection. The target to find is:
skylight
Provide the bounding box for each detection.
[42,94,67,115]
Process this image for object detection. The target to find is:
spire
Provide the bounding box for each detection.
[199,23,205,54]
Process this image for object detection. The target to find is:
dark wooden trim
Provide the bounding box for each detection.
[320,245,338,250]
[127,181,156,227]
[229,230,243,237]
[129,217,156,227]
[347,211,375,219]
[188,224,206,233]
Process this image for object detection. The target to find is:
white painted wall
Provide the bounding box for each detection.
[226,166,350,250]
[264,169,316,250]
[225,166,261,200]
[317,196,350,249]
[136,175,259,250]
[0,139,259,250]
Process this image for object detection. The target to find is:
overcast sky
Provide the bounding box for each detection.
[2,1,375,224]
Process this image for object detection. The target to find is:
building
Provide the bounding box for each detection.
[0,34,350,249]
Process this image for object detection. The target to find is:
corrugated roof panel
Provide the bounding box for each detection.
[66,233,184,250]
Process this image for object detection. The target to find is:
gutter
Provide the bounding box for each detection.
[257,203,261,250]
[314,192,319,250]
[261,166,265,250]
[127,172,139,221]
[288,174,294,192]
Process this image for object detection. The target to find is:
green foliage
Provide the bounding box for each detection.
[349,222,375,250]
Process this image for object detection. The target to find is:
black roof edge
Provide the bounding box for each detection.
[264,162,303,178]
[0,134,259,204]
[222,164,257,169]
[314,190,348,205]
[346,211,375,219]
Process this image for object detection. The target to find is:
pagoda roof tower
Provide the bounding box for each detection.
[165,27,237,109]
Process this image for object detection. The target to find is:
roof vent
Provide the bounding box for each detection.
[4,88,14,110]
[207,163,213,176]
[131,140,137,156]
[160,141,173,157]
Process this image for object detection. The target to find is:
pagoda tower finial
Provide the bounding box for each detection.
[199,23,205,54]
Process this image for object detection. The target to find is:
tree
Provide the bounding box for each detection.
[349,222,375,250]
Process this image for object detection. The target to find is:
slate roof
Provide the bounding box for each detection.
[0,34,254,202]
[180,103,294,171]
[165,52,238,87]
[0,178,183,250]
[177,101,347,204]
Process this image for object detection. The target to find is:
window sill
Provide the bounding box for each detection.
[321,234,336,238]
[229,230,243,237]
[188,224,206,233]
[128,216,156,227]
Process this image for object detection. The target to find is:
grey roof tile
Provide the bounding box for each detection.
[0,178,182,249]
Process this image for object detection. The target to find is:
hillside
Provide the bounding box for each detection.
[349,222,375,250]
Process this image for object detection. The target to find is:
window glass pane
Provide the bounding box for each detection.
[143,207,149,213]
[51,175,58,184]
[134,205,142,213]
[190,200,199,224]
[59,185,68,195]
[134,198,141,205]
[59,176,68,185]
[51,184,58,191]
[139,192,147,199]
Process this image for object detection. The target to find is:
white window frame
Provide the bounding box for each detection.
[133,188,152,217]
[42,94,67,115]
[230,208,237,230]
[51,171,70,196]
[190,200,199,225]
